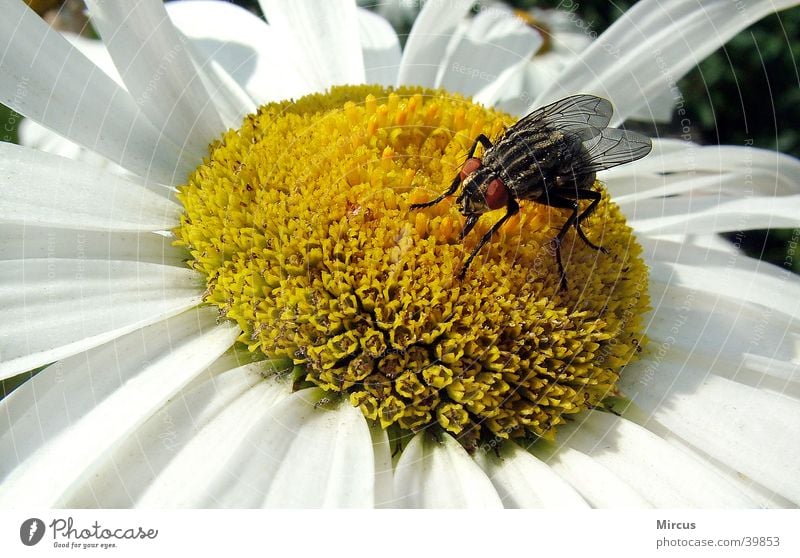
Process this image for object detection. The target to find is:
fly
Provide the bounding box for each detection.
[410,94,652,289]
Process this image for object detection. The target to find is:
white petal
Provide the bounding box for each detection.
[560,412,758,507]
[84,0,225,159]
[473,443,589,508]
[259,0,364,91]
[164,0,309,105]
[627,194,800,234]
[358,8,401,86]
[14,21,111,172]
[620,143,800,188]
[647,256,800,321]
[0,308,239,507]
[491,53,572,116]
[620,347,800,504]
[643,258,800,379]
[606,142,800,198]
[627,87,676,123]
[12,33,126,171]
[0,259,203,380]
[370,425,394,508]
[182,40,257,130]
[0,225,186,267]
[645,235,800,318]
[531,443,651,507]
[202,390,376,508]
[396,0,474,87]
[363,0,420,31]
[527,7,592,56]
[61,32,123,86]
[490,6,594,116]
[644,235,797,286]
[640,137,700,156]
[393,432,503,508]
[639,419,795,508]
[643,236,733,267]
[611,170,796,205]
[437,7,543,98]
[163,4,258,129]
[0,142,179,231]
[0,2,191,185]
[652,233,739,255]
[18,119,128,175]
[647,343,800,405]
[71,360,292,507]
[534,0,799,125]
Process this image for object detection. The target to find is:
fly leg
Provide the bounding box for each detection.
[559,188,608,253]
[546,190,609,290]
[542,196,581,290]
[410,174,461,210]
[411,134,493,209]
[458,198,519,280]
[470,134,494,155]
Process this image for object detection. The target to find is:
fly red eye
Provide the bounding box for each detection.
[460,157,482,180]
[486,178,508,210]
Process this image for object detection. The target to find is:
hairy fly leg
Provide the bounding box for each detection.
[558,188,608,253]
[458,198,520,280]
[545,190,609,289]
[543,196,584,290]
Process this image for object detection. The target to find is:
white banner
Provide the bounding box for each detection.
[2,509,798,557]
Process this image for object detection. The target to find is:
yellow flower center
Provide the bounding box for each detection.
[175,85,649,450]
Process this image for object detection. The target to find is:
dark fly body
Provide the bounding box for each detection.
[411,94,652,288]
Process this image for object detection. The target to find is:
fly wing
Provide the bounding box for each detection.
[574,128,652,174]
[511,94,614,142]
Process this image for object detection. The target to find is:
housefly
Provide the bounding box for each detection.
[411,94,652,288]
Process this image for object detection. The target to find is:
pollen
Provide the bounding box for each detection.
[175,85,650,449]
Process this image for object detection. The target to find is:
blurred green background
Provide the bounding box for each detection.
[2,0,798,396]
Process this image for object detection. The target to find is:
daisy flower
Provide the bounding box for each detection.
[2,0,799,508]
